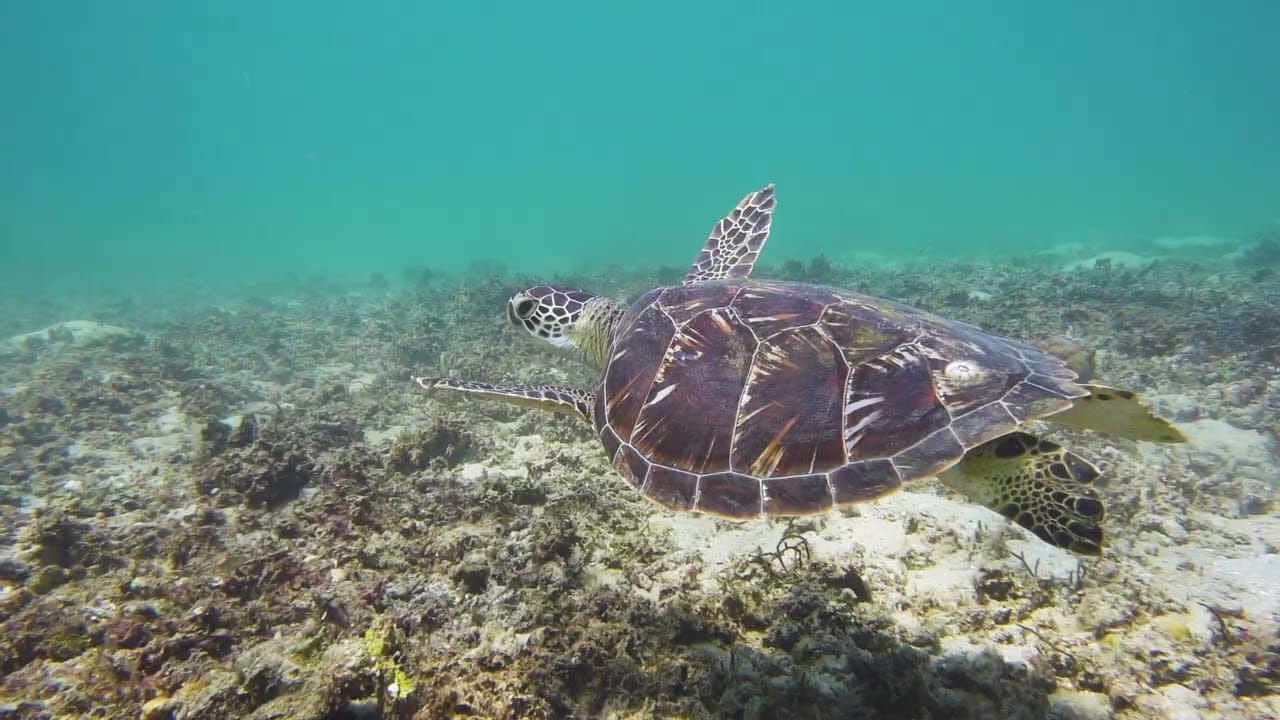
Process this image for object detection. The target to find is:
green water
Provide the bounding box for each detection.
[2,1,1277,295]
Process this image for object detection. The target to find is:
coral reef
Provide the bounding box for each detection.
[0,256,1277,719]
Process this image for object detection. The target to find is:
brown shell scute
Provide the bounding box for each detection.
[597,279,1086,518]
[644,466,699,511]
[732,327,847,476]
[631,307,756,473]
[920,335,1024,416]
[696,473,762,518]
[763,474,834,515]
[842,344,950,461]
[658,282,740,325]
[601,304,673,439]
[830,460,902,504]
[734,283,828,337]
[612,443,648,490]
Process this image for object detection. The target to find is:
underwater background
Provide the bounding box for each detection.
[2,2,1280,720]
[3,1,1279,294]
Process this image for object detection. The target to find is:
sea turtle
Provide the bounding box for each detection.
[415,185,1186,555]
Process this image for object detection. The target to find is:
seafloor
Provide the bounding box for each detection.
[1,248,1278,720]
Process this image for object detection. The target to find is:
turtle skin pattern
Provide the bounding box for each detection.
[592,279,1088,519]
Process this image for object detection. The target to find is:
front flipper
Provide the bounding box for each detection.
[414,377,594,424]
[938,432,1106,556]
[683,183,776,285]
[1049,384,1187,443]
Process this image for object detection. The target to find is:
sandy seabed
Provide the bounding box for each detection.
[1,254,1278,719]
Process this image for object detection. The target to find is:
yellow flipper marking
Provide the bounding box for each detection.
[1049,384,1187,443]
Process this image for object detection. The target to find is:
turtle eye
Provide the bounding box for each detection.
[513,298,536,319]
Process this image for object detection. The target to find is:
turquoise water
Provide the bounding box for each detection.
[2,1,1277,295]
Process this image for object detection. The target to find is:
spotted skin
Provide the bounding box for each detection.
[413,377,594,423]
[937,432,1106,555]
[508,285,596,343]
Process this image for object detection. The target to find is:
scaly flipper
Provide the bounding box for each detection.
[1048,384,1187,443]
[414,377,594,424]
[683,183,776,284]
[938,432,1106,556]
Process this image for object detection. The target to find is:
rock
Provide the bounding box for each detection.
[2,320,141,354]
[1240,494,1272,516]
[1033,335,1097,381]
[196,441,314,509]
[458,463,490,483]
[233,637,307,702]
[1157,394,1200,423]
[453,551,490,594]
[27,565,68,595]
[1061,251,1153,272]
[1159,517,1189,544]
[1047,690,1112,720]
[140,695,181,720]
[1134,684,1206,720]
[974,568,1015,602]
[0,554,32,583]
[0,582,30,621]
[1076,591,1136,636]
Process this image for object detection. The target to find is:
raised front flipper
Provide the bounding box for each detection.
[683,184,776,284]
[414,377,594,424]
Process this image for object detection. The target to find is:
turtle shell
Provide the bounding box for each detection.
[592,279,1087,519]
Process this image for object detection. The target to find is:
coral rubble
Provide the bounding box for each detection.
[1,257,1277,719]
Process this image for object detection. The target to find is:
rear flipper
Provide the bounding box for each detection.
[1049,384,1187,443]
[938,432,1105,556]
[414,377,594,424]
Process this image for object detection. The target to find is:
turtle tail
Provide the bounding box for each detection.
[938,432,1105,556]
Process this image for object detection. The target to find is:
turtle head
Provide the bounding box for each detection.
[507,285,623,370]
